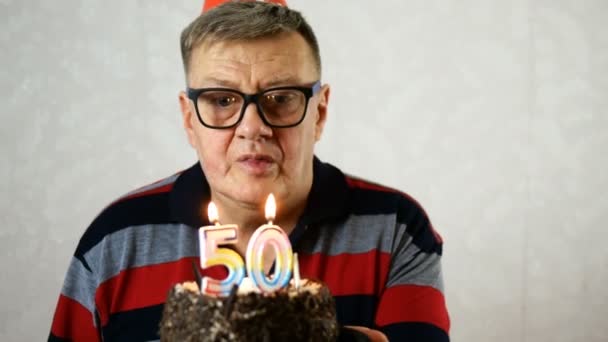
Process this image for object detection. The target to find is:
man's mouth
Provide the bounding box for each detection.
[237,154,275,175]
[237,154,274,163]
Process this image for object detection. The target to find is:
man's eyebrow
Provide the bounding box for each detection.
[198,76,309,90]
[263,76,303,88]
[199,77,240,88]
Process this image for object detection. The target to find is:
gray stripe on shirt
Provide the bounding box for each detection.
[303,214,399,255]
[83,223,198,285]
[61,257,98,314]
[386,226,444,292]
[79,217,443,294]
[304,216,443,292]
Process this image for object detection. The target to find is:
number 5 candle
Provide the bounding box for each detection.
[199,202,245,296]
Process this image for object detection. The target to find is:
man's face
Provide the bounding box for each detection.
[179,32,329,209]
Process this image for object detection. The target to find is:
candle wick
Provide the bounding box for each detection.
[191,260,203,289]
[223,284,239,318]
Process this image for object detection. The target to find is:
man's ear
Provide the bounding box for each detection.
[314,84,330,142]
[179,91,197,148]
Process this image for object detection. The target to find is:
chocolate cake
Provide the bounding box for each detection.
[159,279,339,341]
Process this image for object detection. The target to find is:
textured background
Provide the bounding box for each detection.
[1,1,607,341]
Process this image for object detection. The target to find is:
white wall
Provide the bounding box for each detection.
[1,1,607,341]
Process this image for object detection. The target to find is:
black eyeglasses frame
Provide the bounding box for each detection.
[186,80,322,129]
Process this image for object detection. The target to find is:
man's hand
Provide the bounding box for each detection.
[343,326,389,342]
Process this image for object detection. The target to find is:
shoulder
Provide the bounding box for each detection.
[344,174,443,254]
[73,170,183,262]
[344,174,429,222]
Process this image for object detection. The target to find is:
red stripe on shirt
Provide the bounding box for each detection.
[120,183,174,202]
[375,284,450,333]
[345,176,399,194]
[50,295,101,342]
[299,250,391,296]
[113,169,185,204]
[95,257,227,325]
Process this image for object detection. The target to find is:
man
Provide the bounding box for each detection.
[49,1,449,341]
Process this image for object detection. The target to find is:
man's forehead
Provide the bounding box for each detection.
[206,43,293,60]
[190,52,307,88]
[191,36,314,74]
[196,34,308,61]
[189,32,318,87]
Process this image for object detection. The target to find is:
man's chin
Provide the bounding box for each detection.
[211,172,283,206]
[229,184,278,205]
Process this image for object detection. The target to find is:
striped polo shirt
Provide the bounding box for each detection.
[49,157,449,341]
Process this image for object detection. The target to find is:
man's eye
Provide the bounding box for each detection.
[266,94,293,104]
[215,96,237,107]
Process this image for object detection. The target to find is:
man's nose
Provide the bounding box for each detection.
[235,102,273,140]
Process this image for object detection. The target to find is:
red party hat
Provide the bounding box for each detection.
[202,0,287,13]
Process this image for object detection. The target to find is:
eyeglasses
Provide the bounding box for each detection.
[186,81,322,129]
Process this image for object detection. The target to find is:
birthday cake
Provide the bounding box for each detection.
[159,278,339,341]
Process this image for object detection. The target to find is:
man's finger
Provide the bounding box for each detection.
[344,325,389,342]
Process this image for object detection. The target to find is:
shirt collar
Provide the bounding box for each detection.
[169,156,350,230]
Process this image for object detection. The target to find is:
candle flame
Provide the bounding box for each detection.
[207,202,219,223]
[265,194,276,222]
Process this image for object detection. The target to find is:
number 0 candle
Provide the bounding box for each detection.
[245,194,293,293]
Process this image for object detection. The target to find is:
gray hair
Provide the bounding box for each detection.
[180,2,321,78]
